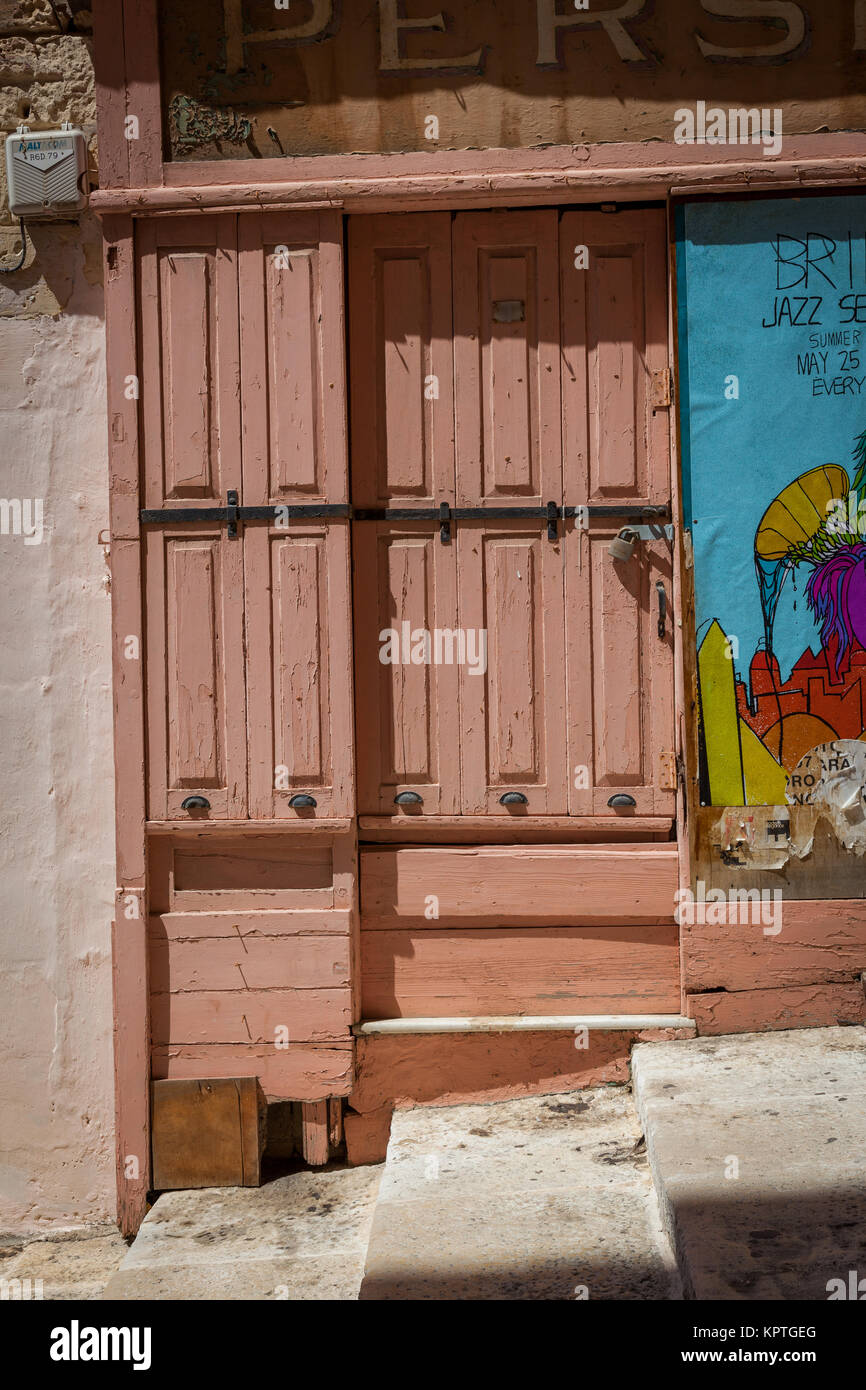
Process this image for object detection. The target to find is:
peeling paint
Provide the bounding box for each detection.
[786,741,866,856]
[168,92,251,153]
[158,0,866,163]
[712,739,866,866]
[711,805,792,871]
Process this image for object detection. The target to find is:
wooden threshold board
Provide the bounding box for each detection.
[354,1015,695,1035]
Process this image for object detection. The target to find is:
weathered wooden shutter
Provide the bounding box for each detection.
[141,211,354,822]
[349,213,460,814]
[239,211,354,819]
[452,210,568,814]
[139,215,247,819]
[560,208,675,816]
[345,207,674,824]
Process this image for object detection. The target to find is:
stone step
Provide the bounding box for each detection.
[631,1025,866,1301]
[359,1088,680,1300]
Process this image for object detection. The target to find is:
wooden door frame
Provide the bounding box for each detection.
[93,0,863,1234]
[98,192,687,1239]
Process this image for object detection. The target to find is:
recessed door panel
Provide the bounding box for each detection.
[353,524,459,814]
[349,213,455,508]
[239,211,347,505]
[458,524,567,814]
[245,521,354,818]
[138,216,241,509]
[561,209,668,508]
[144,524,247,819]
[453,209,561,506]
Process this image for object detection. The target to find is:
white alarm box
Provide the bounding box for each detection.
[5,124,88,218]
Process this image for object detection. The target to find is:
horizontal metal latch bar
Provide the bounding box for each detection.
[353,504,670,520]
[240,504,352,520]
[138,502,671,542]
[353,505,554,520]
[354,501,561,542]
[563,504,671,520]
[139,503,352,525]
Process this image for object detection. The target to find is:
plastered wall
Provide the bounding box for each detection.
[0,0,115,1230]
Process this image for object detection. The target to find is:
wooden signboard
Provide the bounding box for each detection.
[158,0,866,161]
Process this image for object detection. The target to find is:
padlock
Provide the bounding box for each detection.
[608,528,637,562]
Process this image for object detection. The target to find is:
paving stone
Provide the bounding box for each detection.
[0,1227,126,1300]
[633,1026,866,1105]
[103,1165,381,1301]
[105,1252,364,1302]
[632,1025,866,1301]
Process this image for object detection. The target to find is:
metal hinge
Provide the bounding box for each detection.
[659,749,677,791]
[651,368,672,409]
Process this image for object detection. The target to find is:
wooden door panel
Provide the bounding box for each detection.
[349,213,458,814]
[458,524,567,814]
[138,216,241,510]
[239,211,347,505]
[139,215,246,821]
[354,525,459,815]
[144,525,247,819]
[452,210,566,815]
[239,211,354,820]
[245,522,354,818]
[348,213,454,508]
[560,209,669,507]
[561,209,675,817]
[360,846,678,926]
[568,529,674,815]
[590,530,644,795]
[453,210,561,506]
[361,926,681,1019]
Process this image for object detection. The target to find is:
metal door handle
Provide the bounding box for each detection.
[656,580,667,639]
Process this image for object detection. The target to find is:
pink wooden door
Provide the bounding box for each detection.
[139,215,248,818]
[453,210,568,814]
[347,206,675,824]
[239,211,354,819]
[560,209,675,816]
[140,211,354,822]
[349,213,460,814]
